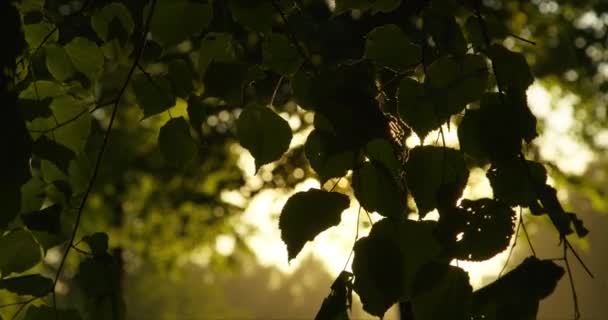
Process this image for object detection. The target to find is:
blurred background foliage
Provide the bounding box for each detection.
[2,0,608,318]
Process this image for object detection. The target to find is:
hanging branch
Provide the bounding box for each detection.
[50,1,159,318]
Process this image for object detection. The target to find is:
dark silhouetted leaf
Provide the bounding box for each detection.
[305,130,355,183]
[0,229,41,276]
[279,189,350,260]
[148,0,212,45]
[335,0,401,14]
[21,204,62,235]
[487,44,534,91]
[132,75,176,119]
[352,219,440,317]
[262,33,303,75]
[411,264,472,320]
[82,232,109,256]
[352,161,406,218]
[0,274,53,297]
[32,135,76,174]
[487,160,547,207]
[365,24,421,72]
[454,198,516,261]
[426,54,488,119]
[315,271,353,320]
[168,59,194,98]
[91,3,134,41]
[538,185,574,237]
[364,139,401,177]
[19,97,53,121]
[472,257,564,320]
[158,117,198,168]
[24,305,82,320]
[397,77,440,139]
[229,0,274,33]
[198,33,236,76]
[237,104,292,170]
[424,10,467,56]
[405,146,469,216]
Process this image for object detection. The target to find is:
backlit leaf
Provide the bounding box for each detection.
[0,229,41,276]
[91,3,134,41]
[487,160,547,207]
[132,74,176,119]
[411,265,472,320]
[352,219,441,317]
[279,189,350,260]
[64,37,104,78]
[487,44,534,91]
[352,161,406,218]
[305,130,355,183]
[236,104,292,170]
[405,146,469,216]
[397,77,440,139]
[45,45,75,81]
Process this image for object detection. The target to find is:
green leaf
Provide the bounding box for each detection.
[236,104,292,170]
[32,135,76,174]
[0,274,53,297]
[23,22,58,49]
[426,54,489,119]
[411,265,472,320]
[352,162,406,218]
[45,45,75,82]
[487,160,547,206]
[19,81,65,100]
[279,189,350,260]
[149,0,212,45]
[304,130,355,183]
[186,96,208,136]
[405,146,469,216]
[198,33,236,76]
[454,199,516,261]
[82,232,109,256]
[365,24,421,72]
[64,37,104,78]
[352,219,441,317]
[132,74,176,119]
[262,33,303,75]
[0,229,41,276]
[50,96,91,153]
[24,305,82,320]
[203,62,250,106]
[472,257,564,320]
[397,77,440,139]
[487,44,534,91]
[21,204,62,235]
[229,0,274,33]
[91,3,134,41]
[158,117,198,168]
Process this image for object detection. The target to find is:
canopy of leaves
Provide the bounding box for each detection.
[1,0,598,318]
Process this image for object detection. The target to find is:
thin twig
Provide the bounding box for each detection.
[498,207,522,277]
[9,297,37,320]
[508,33,536,46]
[0,297,38,310]
[270,0,314,69]
[563,244,581,320]
[51,1,159,319]
[328,177,342,192]
[564,239,594,278]
[269,76,284,107]
[342,206,362,271]
[519,210,537,256]
[28,98,118,134]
